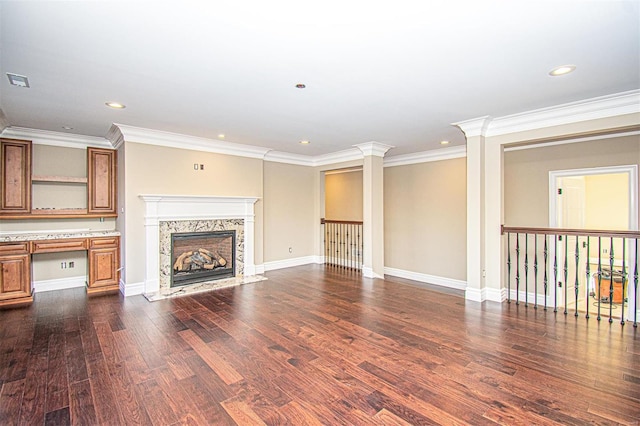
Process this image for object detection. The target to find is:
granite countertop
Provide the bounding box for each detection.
[0,230,120,243]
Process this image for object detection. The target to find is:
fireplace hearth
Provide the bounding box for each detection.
[171,231,235,287]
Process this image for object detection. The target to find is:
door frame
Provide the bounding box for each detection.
[548,164,638,317]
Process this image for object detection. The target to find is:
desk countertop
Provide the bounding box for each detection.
[0,230,120,243]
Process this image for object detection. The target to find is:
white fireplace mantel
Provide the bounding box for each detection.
[139,194,260,296]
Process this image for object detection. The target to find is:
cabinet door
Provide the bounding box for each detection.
[1,139,31,214]
[88,247,119,292]
[0,254,31,301]
[87,148,116,214]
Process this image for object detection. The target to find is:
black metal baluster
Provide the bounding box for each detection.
[534,234,538,309]
[525,233,529,307]
[609,237,614,323]
[574,236,580,317]
[585,237,590,319]
[634,238,638,328]
[507,232,511,303]
[597,237,602,321]
[516,233,520,305]
[544,236,548,311]
[554,235,558,313]
[621,239,626,326]
[563,235,568,315]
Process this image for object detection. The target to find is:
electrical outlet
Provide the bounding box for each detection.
[61,262,66,269]
[288,247,293,253]
[194,163,198,170]
[69,261,75,268]
[200,164,204,170]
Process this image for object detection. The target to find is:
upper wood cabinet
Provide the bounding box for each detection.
[0,139,117,219]
[0,139,32,215]
[88,148,117,215]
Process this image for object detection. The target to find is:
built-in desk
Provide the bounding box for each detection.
[0,231,120,307]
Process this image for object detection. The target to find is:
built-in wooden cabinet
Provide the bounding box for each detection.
[0,139,117,219]
[0,235,121,307]
[88,237,120,294]
[0,139,31,215]
[88,148,117,215]
[0,243,32,307]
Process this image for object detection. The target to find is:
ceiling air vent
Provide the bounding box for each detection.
[6,73,30,88]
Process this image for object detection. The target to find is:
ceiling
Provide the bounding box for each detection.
[0,1,638,157]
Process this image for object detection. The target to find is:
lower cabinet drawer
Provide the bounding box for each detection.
[31,238,88,253]
[0,242,29,255]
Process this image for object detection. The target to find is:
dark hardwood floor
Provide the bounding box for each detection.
[1,264,639,425]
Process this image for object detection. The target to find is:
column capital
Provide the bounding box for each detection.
[354,141,394,157]
[452,116,492,138]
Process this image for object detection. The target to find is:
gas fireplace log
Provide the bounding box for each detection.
[173,248,228,272]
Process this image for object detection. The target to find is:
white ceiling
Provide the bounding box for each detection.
[1,1,638,157]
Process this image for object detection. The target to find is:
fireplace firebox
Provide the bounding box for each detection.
[171,230,236,287]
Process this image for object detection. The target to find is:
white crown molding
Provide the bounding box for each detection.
[504,129,640,152]
[452,116,492,138]
[264,151,315,166]
[453,90,640,139]
[354,141,395,157]
[0,109,9,133]
[487,89,640,137]
[313,148,364,166]
[112,123,271,159]
[106,124,125,149]
[384,145,467,168]
[0,126,112,148]
[264,147,364,167]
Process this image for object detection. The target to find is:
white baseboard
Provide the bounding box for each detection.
[33,276,86,293]
[254,264,266,275]
[465,287,485,302]
[508,289,552,306]
[384,267,467,291]
[121,279,145,297]
[263,255,322,271]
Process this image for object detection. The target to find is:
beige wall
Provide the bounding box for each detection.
[325,170,363,221]
[263,162,317,262]
[122,142,264,285]
[384,157,467,281]
[504,136,640,227]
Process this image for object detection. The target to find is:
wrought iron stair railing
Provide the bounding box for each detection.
[502,226,639,326]
[321,218,363,271]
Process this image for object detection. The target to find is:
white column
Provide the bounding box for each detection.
[453,117,492,301]
[355,142,394,278]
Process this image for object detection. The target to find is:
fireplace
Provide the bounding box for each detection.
[171,230,236,287]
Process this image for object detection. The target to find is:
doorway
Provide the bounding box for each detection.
[549,165,638,318]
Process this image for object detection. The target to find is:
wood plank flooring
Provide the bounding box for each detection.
[1,264,639,425]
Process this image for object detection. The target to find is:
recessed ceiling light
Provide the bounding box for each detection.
[549,65,576,76]
[440,140,450,145]
[6,73,30,88]
[105,101,126,109]
[299,140,310,145]
[295,83,306,89]
[62,126,74,130]
[218,134,225,139]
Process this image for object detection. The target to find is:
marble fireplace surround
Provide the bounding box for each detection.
[140,195,262,300]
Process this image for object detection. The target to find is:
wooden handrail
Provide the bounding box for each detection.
[502,225,640,239]
[321,218,364,225]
